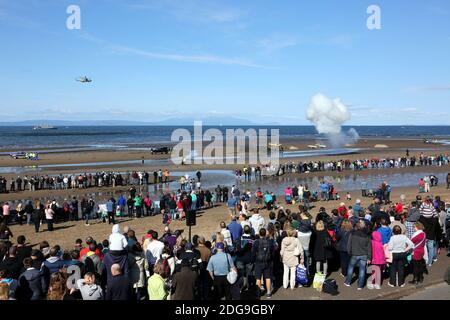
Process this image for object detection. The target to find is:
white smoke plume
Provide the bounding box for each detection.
[306,93,359,147]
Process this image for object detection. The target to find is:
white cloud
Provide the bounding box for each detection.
[128,0,243,24]
[257,34,299,53]
[108,44,263,68]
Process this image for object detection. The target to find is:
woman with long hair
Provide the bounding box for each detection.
[280,229,303,290]
[336,220,353,277]
[47,272,71,300]
[312,220,333,277]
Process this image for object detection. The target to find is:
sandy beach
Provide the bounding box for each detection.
[1,135,450,248]
[5,183,450,250]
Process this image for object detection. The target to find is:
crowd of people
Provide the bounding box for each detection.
[0,180,449,300]
[230,153,450,180]
[0,169,172,194]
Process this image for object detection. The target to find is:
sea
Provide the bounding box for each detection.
[1,125,450,150]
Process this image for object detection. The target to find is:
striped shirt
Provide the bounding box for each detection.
[420,202,436,218]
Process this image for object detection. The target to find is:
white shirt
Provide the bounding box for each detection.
[147,240,165,263]
[249,214,265,235]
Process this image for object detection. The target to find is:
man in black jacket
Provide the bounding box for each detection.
[0,246,23,279]
[344,220,372,290]
[16,258,46,300]
[419,212,442,266]
[105,263,130,300]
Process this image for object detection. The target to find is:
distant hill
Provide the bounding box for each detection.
[0,116,259,126]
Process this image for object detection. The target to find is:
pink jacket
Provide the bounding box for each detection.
[371,231,386,265]
[284,188,293,196]
[2,204,10,216]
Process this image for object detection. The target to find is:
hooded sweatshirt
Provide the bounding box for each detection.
[370,231,386,265]
[109,224,128,251]
[280,236,303,268]
[76,278,103,300]
[17,268,46,300]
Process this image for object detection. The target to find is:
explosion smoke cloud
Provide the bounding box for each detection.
[306,93,359,147]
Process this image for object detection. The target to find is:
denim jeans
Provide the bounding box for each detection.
[345,255,368,288]
[426,240,437,265]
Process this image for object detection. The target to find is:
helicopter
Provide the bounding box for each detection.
[76,76,92,83]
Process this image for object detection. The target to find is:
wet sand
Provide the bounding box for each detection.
[1,138,448,169]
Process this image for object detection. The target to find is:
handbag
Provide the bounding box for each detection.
[226,254,238,285]
[407,234,427,263]
[295,264,308,286]
[312,272,326,291]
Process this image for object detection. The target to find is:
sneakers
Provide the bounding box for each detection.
[367,283,374,290]
[374,284,381,290]
[344,282,351,287]
[266,293,272,299]
[388,283,395,288]
[400,284,405,288]
[357,287,363,291]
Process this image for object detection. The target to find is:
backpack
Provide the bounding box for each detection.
[322,279,339,296]
[323,233,333,249]
[160,258,171,278]
[256,238,272,263]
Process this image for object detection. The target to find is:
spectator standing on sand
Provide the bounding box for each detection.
[147,261,168,300]
[44,202,54,232]
[312,220,333,278]
[171,258,198,300]
[387,225,414,287]
[344,220,372,290]
[406,202,421,239]
[106,198,116,225]
[106,264,131,300]
[1,202,10,225]
[419,197,442,267]
[74,272,103,300]
[367,230,386,290]
[410,222,427,285]
[251,228,276,299]
[16,258,46,300]
[280,228,303,290]
[207,242,235,300]
[336,220,353,278]
[249,210,265,235]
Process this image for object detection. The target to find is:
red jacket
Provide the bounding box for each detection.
[411,231,426,261]
[338,206,349,219]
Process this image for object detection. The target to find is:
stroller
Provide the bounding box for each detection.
[285,195,292,204]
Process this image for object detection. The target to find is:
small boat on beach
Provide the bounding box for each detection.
[33,124,58,130]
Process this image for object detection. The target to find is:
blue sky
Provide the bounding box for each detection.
[0,0,449,125]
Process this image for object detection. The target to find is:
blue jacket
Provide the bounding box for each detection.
[227,221,243,242]
[117,196,126,207]
[377,226,392,245]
